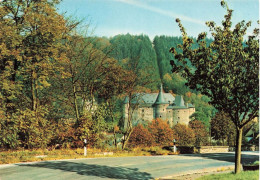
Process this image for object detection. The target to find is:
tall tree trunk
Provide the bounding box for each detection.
[113,131,117,148]
[73,85,80,124]
[235,127,243,174]
[122,105,133,149]
[122,128,133,150]
[31,70,37,112]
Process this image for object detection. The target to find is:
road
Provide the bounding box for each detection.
[0,151,258,180]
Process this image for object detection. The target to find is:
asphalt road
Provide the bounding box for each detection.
[0,151,258,180]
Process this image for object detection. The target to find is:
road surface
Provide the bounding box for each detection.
[0,151,258,180]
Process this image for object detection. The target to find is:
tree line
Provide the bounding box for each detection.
[1,0,256,159]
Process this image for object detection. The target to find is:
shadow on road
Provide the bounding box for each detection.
[19,161,153,180]
[180,152,259,164]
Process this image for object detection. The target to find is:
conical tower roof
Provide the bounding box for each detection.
[154,84,168,104]
[174,95,185,107]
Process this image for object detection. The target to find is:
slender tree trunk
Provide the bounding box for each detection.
[73,85,80,124]
[31,70,37,112]
[122,104,133,149]
[122,128,133,149]
[235,127,243,173]
[113,131,117,148]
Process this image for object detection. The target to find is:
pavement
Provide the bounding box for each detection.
[0,151,258,180]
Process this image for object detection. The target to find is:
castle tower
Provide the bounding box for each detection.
[154,84,169,120]
[172,95,194,125]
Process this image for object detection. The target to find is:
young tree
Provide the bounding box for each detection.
[128,124,153,148]
[170,1,259,173]
[148,118,174,146]
[189,120,209,146]
[211,112,236,146]
[121,58,155,149]
[173,124,195,146]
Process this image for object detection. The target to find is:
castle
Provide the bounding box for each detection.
[123,85,195,128]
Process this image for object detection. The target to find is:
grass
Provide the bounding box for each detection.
[197,170,259,180]
[0,146,178,164]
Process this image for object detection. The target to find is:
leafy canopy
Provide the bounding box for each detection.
[169,1,259,128]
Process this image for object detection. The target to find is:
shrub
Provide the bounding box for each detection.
[128,124,153,148]
[148,118,174,146]
[173,124,195,146]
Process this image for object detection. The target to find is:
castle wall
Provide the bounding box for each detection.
[166,109,173,127]
[173,109,190,125]
[189,107,195,116]
[123,104,154,129]
[123,93,195,129]
[154,104,169,120]
[124,105,195,129]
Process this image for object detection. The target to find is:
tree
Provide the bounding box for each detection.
[185,93,216,128]
[128,124,153,148]
[148,118,174,146]
[0,0,70,149]
[170,1,259,173]
[62,35,114,123]
[121,58,155,149]
[189,120,209,146]
[211,112,236,146]
[173,124,195,146]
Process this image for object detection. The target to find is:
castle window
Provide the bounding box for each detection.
[178,117,180,119]
[160,115,162,118]
[142,109,144,113]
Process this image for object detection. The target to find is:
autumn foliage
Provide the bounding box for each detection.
[128,118,175,147]
[128,124,153,148]
[148,118,174,146]
[173,124,195,146]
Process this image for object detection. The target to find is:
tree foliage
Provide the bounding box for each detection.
[173,124,195,146]
[0,0,69,149]
[211,112,236,146]
[169,0,259,173]
[148,118,174,146]
[128,124,153,148]
[189,120,209,146]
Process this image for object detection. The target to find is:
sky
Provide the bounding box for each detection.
[58,0,259,40]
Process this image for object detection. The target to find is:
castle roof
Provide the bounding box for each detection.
[123,86,194,109]
[154,84,169,105]
[123,93,174,105]
[167,96,195,109]
[174,95,185,107]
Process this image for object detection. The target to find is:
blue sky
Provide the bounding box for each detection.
[58,0,259,39]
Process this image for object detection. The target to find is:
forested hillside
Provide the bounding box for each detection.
[109,34,216,129]
[0,0,215,150]
[110,34,160,91]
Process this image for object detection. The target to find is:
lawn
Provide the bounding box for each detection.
[197,170,259,180]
